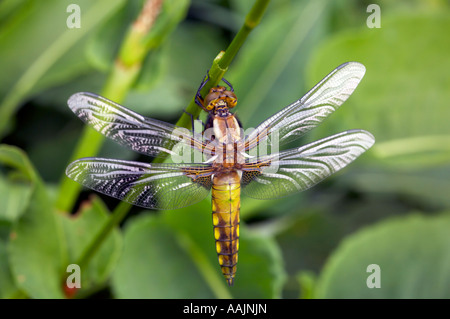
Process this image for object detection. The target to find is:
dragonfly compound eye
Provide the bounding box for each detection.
[205,92,221,111]
[224,91,237,108]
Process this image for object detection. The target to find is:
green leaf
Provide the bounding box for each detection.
[0,240,20,298]
[307,12,450,168]
[111,213,215,299]
[1,145,67,298]
[230,230,286,298]
[0,144,35,222]
[0,145,38,298]
[0,144,37,181]
[9,181,66,298]
[316,213,450,298]
[111,200,286,298]
[305,11,450,206]
[0,175,33,222]
[60,196,122,295]
[162,201,286,298]
[344,166,450,208]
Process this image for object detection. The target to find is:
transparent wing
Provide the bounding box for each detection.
[245,62,366,151]
[241,130,375,199]
[66,158,213,210]
[68,92,211,158]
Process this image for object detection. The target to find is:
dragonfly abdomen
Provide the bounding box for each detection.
[211,171,240,286]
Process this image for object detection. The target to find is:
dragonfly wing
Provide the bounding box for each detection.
[66,158,213,210]
[241,130,375,199]
[245,62,366,150]
[68,92,210,158]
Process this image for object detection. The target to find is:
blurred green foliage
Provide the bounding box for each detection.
[0,0,449,299]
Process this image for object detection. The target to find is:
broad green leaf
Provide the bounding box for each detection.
[305,11,450,207]
[111,213,214,299]
[162,201,286,298]
[60,196,122,295]
[0,240,20,298]
[0,144,37,181]
[112,200,286,298]
[0,145,36,298]
[9,180,66,298]
[307,12,450,168]
[1,145,67,298]
[0,144,34,222]
[229,230,286,298]
[1,145,121,298]
[0,175,33,222]
[343,166,450,208]
[316,213,450,298]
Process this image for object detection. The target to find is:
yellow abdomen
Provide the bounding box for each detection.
[211,171,240,286]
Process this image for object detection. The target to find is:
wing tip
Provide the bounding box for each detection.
[346,129,376,149]
[67,92,88,111]
[67,92,99,110]
[65,157,103,179]
[65,159,85,180]
[339,61,366,77]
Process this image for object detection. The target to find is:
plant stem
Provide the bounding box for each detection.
[76,200,130,271]
[58,0,164,279]
[176,231,232,299]
[218,0,270,69]
[56,0,164,213]
[175,0,271,130]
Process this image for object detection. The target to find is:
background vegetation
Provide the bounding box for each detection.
[0,0,449,298]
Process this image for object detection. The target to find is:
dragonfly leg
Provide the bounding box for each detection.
[195,70,210,110]
[195,70,234,107]
[221,77,234,92]
[183,110,206,134]
[183,109,196,132]
[195,93,205,109]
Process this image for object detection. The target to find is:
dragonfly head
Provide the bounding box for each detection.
[204,86,237,117]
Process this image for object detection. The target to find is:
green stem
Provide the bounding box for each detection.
[218,0,270,69]
[175,0,271,130]
[55,64,140,213]
[76,200,130,271]
[176,231,232,299]
[55,1,162,213]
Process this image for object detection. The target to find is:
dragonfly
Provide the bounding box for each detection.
[66,62,375,286]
